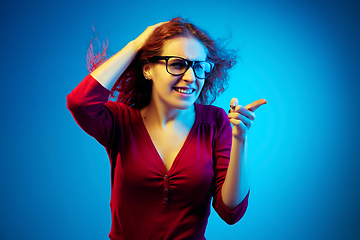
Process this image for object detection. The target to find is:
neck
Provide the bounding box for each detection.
[141,100,195,129]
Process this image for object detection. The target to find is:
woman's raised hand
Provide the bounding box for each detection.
[228,98,267,140]
[133,22,168,51]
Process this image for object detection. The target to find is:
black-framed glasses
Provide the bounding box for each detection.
[148,56,214,79]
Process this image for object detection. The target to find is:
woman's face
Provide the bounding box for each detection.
[143,37,208,110]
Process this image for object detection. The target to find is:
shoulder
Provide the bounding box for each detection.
[195,103,228,125]
[104,101,141,123]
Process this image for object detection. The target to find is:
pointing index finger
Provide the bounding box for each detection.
[245,99,267,112]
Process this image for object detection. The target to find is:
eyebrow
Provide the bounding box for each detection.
[161,55,208,62]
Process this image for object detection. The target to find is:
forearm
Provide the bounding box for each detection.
[90,40,140,90]
[221,136,250,210]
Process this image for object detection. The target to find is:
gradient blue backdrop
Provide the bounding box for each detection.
[1,0,359,239]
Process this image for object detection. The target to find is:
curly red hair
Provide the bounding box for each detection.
[87,17,236,108]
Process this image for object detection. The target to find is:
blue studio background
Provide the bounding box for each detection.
[1,0,359,239]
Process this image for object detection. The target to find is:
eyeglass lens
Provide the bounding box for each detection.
[167,58,212,79]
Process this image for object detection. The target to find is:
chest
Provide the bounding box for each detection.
[146,124,191,172]
[112,114,223,207]
[115,122,216,205]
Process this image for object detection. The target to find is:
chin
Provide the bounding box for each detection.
[172,100,196,110]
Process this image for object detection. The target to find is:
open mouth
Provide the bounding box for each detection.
[172,87,195,94]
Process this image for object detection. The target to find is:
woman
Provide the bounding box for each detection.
[67,17,266,240]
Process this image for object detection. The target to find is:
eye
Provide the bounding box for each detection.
[194,63,204,71]
[168,59,187,69]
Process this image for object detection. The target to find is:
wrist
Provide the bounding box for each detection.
[233,134,247,143]
[126,40,141,52]
[130,38,145,52]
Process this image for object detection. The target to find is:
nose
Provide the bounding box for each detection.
[182,66,196,82]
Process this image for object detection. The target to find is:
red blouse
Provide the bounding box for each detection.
[67,75,249,240]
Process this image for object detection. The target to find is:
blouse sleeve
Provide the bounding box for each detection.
[212,108,250,225]
[66,74,121,148]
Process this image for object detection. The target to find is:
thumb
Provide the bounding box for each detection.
[245,99,267,111]
[230,98,239,108]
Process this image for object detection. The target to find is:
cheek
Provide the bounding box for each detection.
[196,80,206,99]
[197,80,206,91]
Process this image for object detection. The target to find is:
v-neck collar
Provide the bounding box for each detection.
[137,103,199,174]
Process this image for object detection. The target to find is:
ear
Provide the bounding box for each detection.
[142,62,152,80]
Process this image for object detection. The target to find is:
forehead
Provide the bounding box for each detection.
[161,37,208,61]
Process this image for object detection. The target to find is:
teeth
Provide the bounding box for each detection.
[174,88,194,94]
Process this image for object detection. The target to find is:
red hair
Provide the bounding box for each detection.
[87,17,236,108]
[86,26,109,73]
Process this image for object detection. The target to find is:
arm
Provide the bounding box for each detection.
[67,75,117,147]
[67,23,167,145]
[222,98,267,210]
[221,135,249,210]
